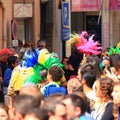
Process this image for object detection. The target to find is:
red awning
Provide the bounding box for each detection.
[72,0,102,12]
[109,0,120,10]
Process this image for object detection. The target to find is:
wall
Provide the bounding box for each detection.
[0,0,13,49]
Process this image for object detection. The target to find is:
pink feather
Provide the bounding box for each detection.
[76,32,102,55]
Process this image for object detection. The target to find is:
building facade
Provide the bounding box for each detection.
[71,0,120,50]
[0,0,40,49]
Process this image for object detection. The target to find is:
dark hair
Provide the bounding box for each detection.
[48,66,63,82]
[7,56,18,69]
[80,63,96,88]
[86,55,101,78]
[37,39,46,49]
[72,91,91,113]
[64,94,86,115]
[110,54,120,71]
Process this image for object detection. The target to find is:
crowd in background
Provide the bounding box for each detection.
[0,39,120,120]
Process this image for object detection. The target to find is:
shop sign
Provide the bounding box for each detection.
[72,0,101,12]
[109,0,120,10]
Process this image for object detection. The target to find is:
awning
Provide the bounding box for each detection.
[72,0,102,12]
[109,0,120,10]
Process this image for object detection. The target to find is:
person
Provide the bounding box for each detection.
[85,55,101,78]
[0,103,10,120]
[23,40,34,50]
[67,77,83,94]
[40,66,67,98]
[37,39,46,50]
[14,39,23,55]
[0,48,13,102]
[62,94,86,120]
[61,57,76,81]
[69,46,83,76]
[9,94,40,120]
[19,85,42,106]
[111,81,120,120]
[79,63,97,102]
[24,108,49,120]
[91,77,114,120]
[109,54,120,77]
[41,93,67,120]
[3,56,18,95]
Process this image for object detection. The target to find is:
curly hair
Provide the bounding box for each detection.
[99,77,113,99]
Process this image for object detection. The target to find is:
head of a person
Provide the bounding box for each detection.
[67,78,83,94]
[24,108,48,120]
[19,85,42,106]
[37,39,46,50]
[62,94,86,120]
[12,94,40,120]
[111,81,120,120]
[0,103,9,120]
[110,54,120,72]
[62,57,69,65]
[94,77,113,99]
[86,55,101,78]
[7,56,18,69]
[41,94,67,120]
[80,63,96,88]
[0,48,13,62]
[72,91,91,113]
[47,66,64,82]
[23,41,34,50]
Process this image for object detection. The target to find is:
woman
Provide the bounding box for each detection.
[112,81,120,120]
[91,77,114,120]
[0,103,10,120]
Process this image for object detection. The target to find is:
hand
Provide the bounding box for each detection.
[105,69,119,82]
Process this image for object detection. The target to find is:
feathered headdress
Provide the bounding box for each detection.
[106,45,120,56]
[68,31,102,55]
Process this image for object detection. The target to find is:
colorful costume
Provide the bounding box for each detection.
[8,48,64,95]
[68,31,102,56]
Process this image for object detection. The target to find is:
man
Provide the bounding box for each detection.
[62,94,86,120]
[0,48,13,102]
[41,94,67,120]
[37,39,46,50]
[40,66,67,98]
[9,94,40,120]
[79,63,96,101]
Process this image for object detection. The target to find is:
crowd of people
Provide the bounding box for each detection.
[0,33,120,120]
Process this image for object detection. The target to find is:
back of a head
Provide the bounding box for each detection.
[80,63,96,88]
[20,86,42,106]
[24,108,48,120]
[67,78,83,93]
[48,66,64,82]
[86,55,101,78]
[7,56,18,68]
[42,93,65,114]
[13,94,40,117]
